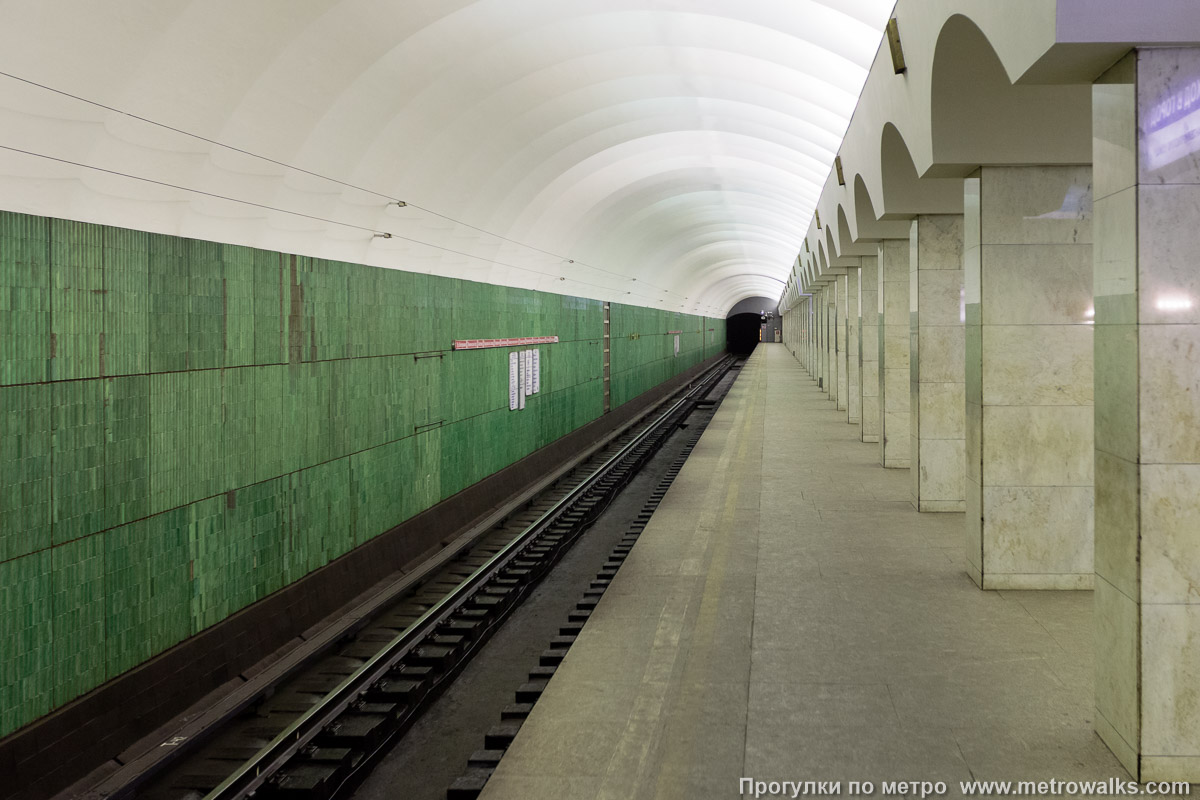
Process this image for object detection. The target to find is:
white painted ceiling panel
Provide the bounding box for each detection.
[0,0,892,314]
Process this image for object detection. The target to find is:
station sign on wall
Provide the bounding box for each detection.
[455,335,558,350]
[454,335,552,412]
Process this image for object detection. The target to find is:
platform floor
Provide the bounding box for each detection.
[479,345,1127,800]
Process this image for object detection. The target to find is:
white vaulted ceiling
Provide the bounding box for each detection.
[0,0,894,315]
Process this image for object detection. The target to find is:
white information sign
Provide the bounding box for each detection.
[518,350,526,409]
[674,334,680,357]
[524,349,534,395]
[509,352,520,410]
[531,349,541,393]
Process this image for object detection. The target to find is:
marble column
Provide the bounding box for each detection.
[846,266,862,425]
[808,295,816,376]
[808,294,817,377]
[910,216,966,511]
[859,255,880,443]
[817,286,829,392]
[827,281,839,405]
[963,165,1094,590]
[836,273,849,412]
[1092,49,1200,783]
[878,240,910,467]
[802,297,809,373]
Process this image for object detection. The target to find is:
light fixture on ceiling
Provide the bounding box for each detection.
[391,200,407,208]
[886,18,906,74]
[373,232,392,239]
[835,156,845,187]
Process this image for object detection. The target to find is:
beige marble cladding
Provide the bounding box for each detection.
[821,285,832,395]
[877,240,910,468]
[859,256,880,443]
[828,281,840,406]
[846,267,862,424]
[816,286,827,391]
[963,165,1094,592]
[910,215,966,512]
[836,273,849,412]
[808,291,816,376]
[1091,49,1200,782]
[808,296,816,375]
[781,303,804,369]
[964,175,984,579]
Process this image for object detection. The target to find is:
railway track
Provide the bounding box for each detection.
[90,355,739,800]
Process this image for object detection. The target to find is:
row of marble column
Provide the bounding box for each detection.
[778,48,1199,782]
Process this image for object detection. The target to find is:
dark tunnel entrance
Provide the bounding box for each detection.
[726,313,764,355]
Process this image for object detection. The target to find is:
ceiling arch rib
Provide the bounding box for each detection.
[0,0,895,316]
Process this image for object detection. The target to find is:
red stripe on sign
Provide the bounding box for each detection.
[453,335,559,350]
[667,330,682,334]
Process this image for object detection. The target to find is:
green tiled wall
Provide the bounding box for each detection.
[0,209,725,737]
[609,305,723,408]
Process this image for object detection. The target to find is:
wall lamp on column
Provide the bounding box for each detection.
[835,156,845,187]
[886,18,906,74]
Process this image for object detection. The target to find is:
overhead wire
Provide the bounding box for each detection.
[0,143,673,307]
[0,68,705,308]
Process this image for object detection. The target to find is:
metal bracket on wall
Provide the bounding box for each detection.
[415,419,446,433]
[413,352,446,361]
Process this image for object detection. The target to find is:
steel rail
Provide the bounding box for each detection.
[202,355,734,800]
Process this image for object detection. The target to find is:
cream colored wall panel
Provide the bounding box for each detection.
[981,405,1094,487]
[1094,450,1141,602]
[1141,605,1200,756]
[917,325,965,385]
[918,439,966,506]
[1139,323,1200,464]
[1140,465,1200,606]
[979,245,1094,326]
[980,165,1093,246]
[1094,576,1141,774]
[919,382,966,441]
[981,324,1093,406]
[981,485,1094,577]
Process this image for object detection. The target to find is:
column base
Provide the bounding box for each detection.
[1095,710,1139,779]
[980,572,1093,590]
[1141,755,1200,784]
[917,500,965,513]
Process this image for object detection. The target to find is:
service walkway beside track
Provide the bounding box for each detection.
[479,344,1128,800]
